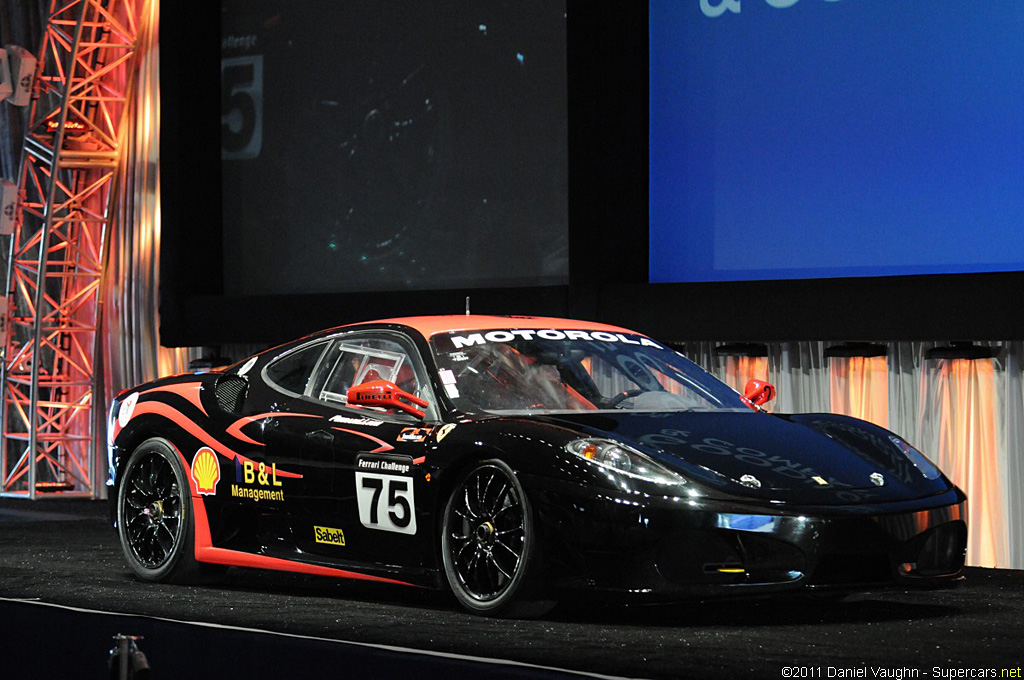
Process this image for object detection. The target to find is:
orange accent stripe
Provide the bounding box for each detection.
[344,314,644,340]
[131,401,302,479]
[225,412,321,446]
[194,546,417,586]
[331,427,394,453]
[141,382,207,417]
[225,419,263,446]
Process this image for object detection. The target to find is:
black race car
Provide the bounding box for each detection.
[107,316,967,617]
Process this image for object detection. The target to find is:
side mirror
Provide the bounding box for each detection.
[743,379,776,409]
[347,379,429,419]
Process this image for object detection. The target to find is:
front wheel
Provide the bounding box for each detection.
[116,437,220,583]
[441,460,555,617]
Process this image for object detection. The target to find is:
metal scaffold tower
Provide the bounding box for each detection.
[1,0,141,498]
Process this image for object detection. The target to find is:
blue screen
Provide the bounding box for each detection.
[649,0,1024,283]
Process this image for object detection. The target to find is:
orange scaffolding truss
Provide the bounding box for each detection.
[1,0,142,498]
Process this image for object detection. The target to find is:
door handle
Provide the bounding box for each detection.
[306,430,334,443]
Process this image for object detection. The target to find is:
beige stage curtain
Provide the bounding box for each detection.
[828,356,889,429]
[997,342,1024,569]
[918,357,1008,568]
[769,341,829,416]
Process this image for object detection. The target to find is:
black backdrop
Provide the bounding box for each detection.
[159,1,1024,347]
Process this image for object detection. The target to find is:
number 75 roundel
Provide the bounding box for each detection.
[355,472,417,535]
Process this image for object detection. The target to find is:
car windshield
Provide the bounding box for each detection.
[430,329,750,414]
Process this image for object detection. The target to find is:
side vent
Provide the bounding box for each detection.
[214,375,248,414]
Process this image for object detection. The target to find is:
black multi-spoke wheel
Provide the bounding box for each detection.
[117,438,214,583]
[441,460,554,617]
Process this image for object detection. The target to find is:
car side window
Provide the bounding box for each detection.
[264,341,329,395]
[318,344,408,403]
[309,333,434,418]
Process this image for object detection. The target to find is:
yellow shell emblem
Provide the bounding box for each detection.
[191,447,220,495]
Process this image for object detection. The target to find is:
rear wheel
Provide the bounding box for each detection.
[441,460,555,617]
[117,438,221,583]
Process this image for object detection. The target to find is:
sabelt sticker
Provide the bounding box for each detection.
[314,525,346,546]
[191,447,220,495]
[117,392,139,427]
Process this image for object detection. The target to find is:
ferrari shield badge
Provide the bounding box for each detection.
[739,474,762,489]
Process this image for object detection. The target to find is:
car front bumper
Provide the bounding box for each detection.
[525,476,968,600]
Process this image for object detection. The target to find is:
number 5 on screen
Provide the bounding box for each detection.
[221,55,263,160]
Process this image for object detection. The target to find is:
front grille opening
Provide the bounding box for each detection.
[913,522,967,577]
[809,552,890,586]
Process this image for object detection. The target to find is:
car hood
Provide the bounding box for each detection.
[532,410,950,504]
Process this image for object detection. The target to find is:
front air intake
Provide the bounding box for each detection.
[214,375,248,414]
[914,522,968,577]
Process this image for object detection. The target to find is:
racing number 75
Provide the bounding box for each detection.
[355,473,417,535]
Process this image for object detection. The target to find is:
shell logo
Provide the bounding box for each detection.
[191,447,220,495]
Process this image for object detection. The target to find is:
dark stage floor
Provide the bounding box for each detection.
[1,498,1021,679]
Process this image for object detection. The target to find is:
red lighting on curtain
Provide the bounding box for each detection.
[927,358,1006,568]
[829,356,889,428]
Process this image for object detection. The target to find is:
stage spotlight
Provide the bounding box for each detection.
[3,45,35,106]
[1,178,16,235]
[0,47,12,102]
[925,342,999,361]
[824,342,887,358]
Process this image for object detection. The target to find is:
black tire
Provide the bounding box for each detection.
[117,437,222,583]
[441,459,555,618]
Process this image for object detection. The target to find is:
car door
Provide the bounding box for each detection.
[224,340,328,504]
[264,330,440,570]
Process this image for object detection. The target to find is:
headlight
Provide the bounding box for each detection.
[889,435,942,480]
[565,438,686,485]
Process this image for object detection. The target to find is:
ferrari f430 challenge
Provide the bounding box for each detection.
[108,316,967,617]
